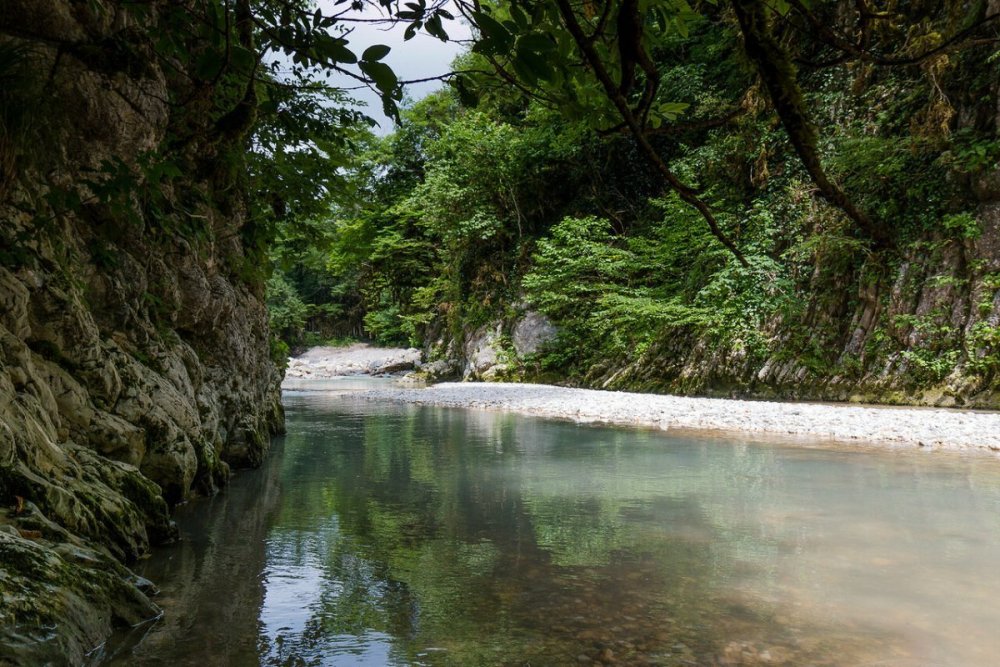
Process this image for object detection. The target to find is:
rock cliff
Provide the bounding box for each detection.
[0,2,282,663]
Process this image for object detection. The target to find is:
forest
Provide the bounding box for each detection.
[267,0,1000,405]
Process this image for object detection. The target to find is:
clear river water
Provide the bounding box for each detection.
[103,388,1000,666]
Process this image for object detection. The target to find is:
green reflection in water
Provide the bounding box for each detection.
[106,393,1000,667]
[269,402,728,666]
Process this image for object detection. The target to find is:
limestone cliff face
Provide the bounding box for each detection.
[0,2,282,664]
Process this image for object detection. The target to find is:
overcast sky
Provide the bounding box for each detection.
[318,1,471,133]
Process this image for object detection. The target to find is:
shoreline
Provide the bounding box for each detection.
[327,381,1000,453]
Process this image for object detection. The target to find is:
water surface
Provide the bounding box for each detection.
[280,375,424,393]
[106,391,1000,666]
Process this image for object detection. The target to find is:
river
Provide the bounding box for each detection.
[101,387,1000,666]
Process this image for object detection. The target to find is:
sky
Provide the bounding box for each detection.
[318,1,471,133]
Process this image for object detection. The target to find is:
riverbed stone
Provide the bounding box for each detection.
[355,382,1000,452]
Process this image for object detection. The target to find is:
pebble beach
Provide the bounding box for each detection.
[353,382,1000,452]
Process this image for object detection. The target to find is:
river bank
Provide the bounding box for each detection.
[347,382,1000,452]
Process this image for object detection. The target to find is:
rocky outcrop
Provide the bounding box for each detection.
[463,323,505,380]
[0,2,282,663]
[512,311,557,357]
[456,310,557,382]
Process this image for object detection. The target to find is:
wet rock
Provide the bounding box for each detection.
[0,530,161,666]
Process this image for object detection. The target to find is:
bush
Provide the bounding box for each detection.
[266,271,311,344]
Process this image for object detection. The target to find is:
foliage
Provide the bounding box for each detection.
[287,92,600,348]
[522,205,792,373]
[255,1,1000,401]
[0,39,36,194]
[3,0,995,401]
[266,271,311,342]
[13,0,980,396]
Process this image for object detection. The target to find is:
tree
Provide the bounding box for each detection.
[450,1,751,265]
[387,1,999,258]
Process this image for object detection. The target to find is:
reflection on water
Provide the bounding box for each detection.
[280,375,423,393]
[106,391,1000,666]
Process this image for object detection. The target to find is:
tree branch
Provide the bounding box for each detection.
[786,0,1000,67]
[733,0,888,248]
[554,0,749,266]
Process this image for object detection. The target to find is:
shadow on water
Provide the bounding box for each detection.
[102,436,287,666]
[105,391,1000,666]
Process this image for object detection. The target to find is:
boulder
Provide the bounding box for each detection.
[512,311,557,357]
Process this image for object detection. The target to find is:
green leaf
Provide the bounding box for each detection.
[362,44,391,61]
[316,35,357,64]
[509,4,529,28]
[514,48,554,82]
[673,15,689,38]
[425,14,449,41]
[230,45,256,73]
[194,50,225,80]
[516,32,556,53]
[360,60,398,93]
[471,10,514,55]
[510,54,538,86]
[658,102,690,119]
[381,94,400,123]
[770,0,791,15]
[452,75,479,108]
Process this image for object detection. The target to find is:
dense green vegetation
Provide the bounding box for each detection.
[5,1,994,392]
[268,1,1000,398]
[6,0,987,395]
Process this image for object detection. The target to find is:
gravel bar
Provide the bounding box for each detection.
[351,382,1000,452]
[284,344,421,382]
